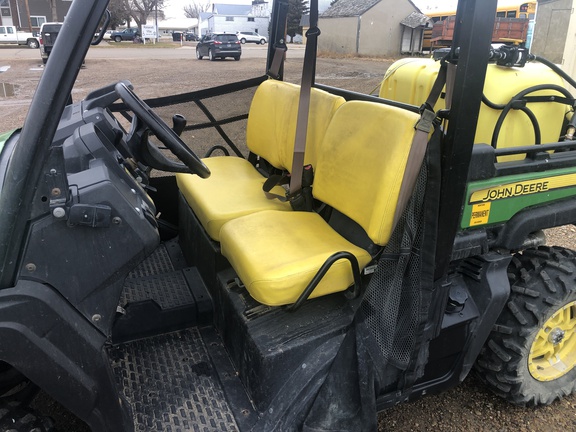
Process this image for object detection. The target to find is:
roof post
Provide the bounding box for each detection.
[434,0,498,278]
[356,15,361,54]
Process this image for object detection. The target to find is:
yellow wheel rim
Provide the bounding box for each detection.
[529,300,576,381]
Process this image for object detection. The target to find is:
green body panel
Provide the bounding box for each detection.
[462,167,576,228]
[0,130,15,154]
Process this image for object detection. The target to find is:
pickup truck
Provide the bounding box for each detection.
[0,25,40,48]
[39,22,63,64]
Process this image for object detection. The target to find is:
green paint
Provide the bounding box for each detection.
[462,167,576,228]
[0,129,15,154]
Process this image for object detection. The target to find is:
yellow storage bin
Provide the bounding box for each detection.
[380,59,569,161]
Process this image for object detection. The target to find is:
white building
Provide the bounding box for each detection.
[146,17,198,38]
[195,2,270,37]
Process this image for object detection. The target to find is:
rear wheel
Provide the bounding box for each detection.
[259,39,266,45]
[0,391,55,432]
[0,362,26,395]
[234,56,240,61]
[240,38,246,44]
[114,36,122,43]
[0,364,53,431]
[27,39,39,49]
[476,246,576,406]
[209,49,215,61]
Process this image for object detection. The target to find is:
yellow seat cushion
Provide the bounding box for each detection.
[176,80,345,241]
[220,210,372,306]
[176,157,290,241]
[220,101,420,306]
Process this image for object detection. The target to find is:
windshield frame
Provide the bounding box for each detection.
[0,0,110,287]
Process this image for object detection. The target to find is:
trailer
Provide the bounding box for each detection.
[431,16,529,48]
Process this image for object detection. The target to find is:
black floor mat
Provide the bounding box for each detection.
[109,328,239,431]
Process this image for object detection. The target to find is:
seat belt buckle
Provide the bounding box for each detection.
[286,165,314,212]
[416,106,437,134]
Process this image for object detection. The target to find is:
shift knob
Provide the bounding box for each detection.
[172,114,187,136]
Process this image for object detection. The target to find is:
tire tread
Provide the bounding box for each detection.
[475,246,576,406]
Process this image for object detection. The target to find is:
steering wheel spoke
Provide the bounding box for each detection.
[140,130,192,173]
[115,82,210,178]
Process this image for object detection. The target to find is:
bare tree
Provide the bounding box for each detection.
[123,0,165,28]
[108,0,131,29]
[183,2,211,19]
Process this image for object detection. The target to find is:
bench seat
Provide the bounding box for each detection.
[220,101,421,306]
[176,79,345,241]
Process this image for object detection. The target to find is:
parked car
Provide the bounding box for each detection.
[39,22,63,64]
[196,33,241,61]
[185,32,199,41]
[0,25,39,48]
[110,28,140,42]
[94,30,115,39]
[236,31,267,44]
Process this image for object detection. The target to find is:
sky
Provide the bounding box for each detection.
[161,0,459,19]
[163,0,340,18]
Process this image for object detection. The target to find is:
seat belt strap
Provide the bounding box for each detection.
[263,173,290,201]
[392,59,448,228]
[289,0,319,194]
[268,45,287,80]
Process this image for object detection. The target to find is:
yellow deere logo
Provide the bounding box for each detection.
[469,173,576,204]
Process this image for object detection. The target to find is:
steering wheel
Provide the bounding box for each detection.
[115,82,211,178]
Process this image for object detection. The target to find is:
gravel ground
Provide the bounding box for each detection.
[1,43,575,431]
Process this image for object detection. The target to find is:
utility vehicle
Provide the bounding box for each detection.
[0,0,575,430]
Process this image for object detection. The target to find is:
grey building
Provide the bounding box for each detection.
[318,0,429,57]
[0,0,72,31]
[531,0,572,64]
[531,0,576,94]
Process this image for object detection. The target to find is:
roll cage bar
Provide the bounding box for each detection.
[0,0,499,287]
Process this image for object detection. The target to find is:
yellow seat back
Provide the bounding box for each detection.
[313,101,419,246]
[246,80,345,170]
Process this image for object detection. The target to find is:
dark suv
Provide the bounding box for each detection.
[110,28,140,42]
[196,33,241,61]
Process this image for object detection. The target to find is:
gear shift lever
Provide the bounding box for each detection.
[172,114,187,136]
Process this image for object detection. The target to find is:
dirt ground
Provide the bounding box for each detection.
[1,46,576,431]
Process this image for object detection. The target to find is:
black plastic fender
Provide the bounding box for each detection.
[0,281,132,432]
[495,198,576,250]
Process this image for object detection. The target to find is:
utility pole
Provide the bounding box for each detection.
[23,0,32,32]
[155,0,158,42]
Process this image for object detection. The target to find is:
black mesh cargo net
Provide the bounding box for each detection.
[110,77,266,163]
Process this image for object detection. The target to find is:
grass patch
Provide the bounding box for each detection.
[92,40,192,49]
